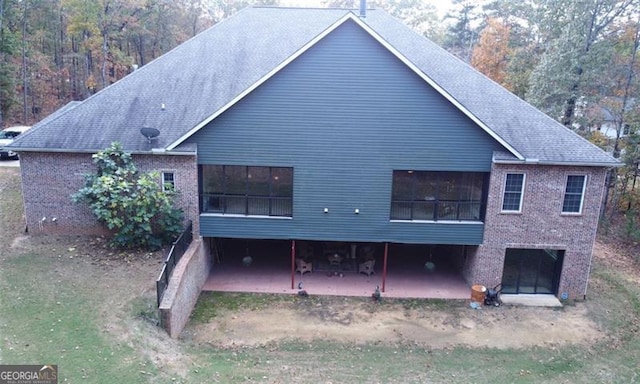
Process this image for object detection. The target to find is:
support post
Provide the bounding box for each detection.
[382,242,388,292]
[291,239,296,289]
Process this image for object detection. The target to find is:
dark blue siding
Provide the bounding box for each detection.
[186,20,505,244]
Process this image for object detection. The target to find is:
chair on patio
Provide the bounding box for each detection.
[358,259,375,277]
[327,253,343,271]
[295,258,313,275]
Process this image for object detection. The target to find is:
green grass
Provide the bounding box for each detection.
[184,272,640,384]
[0,252,157,382]
[190,291,294,323]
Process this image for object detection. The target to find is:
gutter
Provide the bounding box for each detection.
[492,158,623,168]
[9,147,197,156]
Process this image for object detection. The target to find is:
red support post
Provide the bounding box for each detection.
[290,239,296,290]
[382,242,388,292]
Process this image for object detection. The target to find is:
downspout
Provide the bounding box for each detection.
[382,242,388,292]
[584,169,610,300]
[290,240,296,290]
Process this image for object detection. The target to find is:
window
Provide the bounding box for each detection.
[200,165,293,217]
[502,248,564,295]
[162,172,175,192]
[390,170,487,221]
[562,175,586,214]
[502,173,525,212]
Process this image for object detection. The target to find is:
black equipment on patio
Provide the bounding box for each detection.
[484,283,502,307]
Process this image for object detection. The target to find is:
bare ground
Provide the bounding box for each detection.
[187,297,599,349]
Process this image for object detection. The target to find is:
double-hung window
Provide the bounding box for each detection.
[162,171,175,192]
[562,175,586,214]
[502,173,525,212]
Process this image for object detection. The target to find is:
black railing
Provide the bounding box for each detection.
[201,193,292,217]
[156,220,193,307]
[390,201,483,221]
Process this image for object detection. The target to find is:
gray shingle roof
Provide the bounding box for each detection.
[11,6,618,166]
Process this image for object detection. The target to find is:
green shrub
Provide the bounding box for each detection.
[72,142,183,250]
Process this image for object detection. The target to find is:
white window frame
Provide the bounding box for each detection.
[501,173,526,213]
[162,171,176,192]
[562,174,587,214]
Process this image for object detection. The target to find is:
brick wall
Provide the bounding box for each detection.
[19,151,199,236]
[464,163,607,299]
[159,237,211,338]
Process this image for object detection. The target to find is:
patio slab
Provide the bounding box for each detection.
[203,266,471,299]
[500,294,563,307]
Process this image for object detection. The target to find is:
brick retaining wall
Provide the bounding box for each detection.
[158,237,211,338]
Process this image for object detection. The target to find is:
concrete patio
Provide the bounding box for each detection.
[200,239,563,306]
[202,261,472,299]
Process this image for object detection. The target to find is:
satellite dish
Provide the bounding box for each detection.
[140,127,160,143]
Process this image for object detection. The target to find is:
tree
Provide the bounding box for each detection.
[0,0,19,126]
[471,17,511,88]
[379,0,442,40]
[72,142,184,250]
[481,0,545,98]
[600,18,639,157]
[526,0,637,129]
[442,0,482,62]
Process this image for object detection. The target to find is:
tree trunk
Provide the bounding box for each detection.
[561,66,583,128]
[21,0,28,124]
[0,0,4,128]
[101,30,108,89]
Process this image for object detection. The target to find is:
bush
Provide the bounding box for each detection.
[72,142,184,250]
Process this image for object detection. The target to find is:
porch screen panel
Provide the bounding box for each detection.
[437,172,459,220]
[391,170,487,222]
[391,171,414,219]
[271,167,293,216]
[200,165,293,217]
[203,165,224,212]
[458,173,484,220]
[224,166,247,214]
[247,166,270,215]
[413,172,436,220]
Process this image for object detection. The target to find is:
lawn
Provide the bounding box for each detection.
[1,167,639,383]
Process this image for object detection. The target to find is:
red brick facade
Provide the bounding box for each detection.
[463,163,607,299]
[19,152,199,235]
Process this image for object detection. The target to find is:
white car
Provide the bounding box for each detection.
[0,126,30,159]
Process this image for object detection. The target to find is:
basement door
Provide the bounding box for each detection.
[501,248,564,294]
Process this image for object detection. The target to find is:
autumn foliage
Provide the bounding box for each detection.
[471,18,511,90]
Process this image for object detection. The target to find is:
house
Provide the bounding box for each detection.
[9,4,619,301]
[586,101,636,140]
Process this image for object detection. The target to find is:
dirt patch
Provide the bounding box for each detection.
[593,241,640,284]
[188,293,601,350]
[186,244,628,350]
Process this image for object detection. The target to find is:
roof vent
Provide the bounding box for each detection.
[359,0,366,18]
[140,127,160,143]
